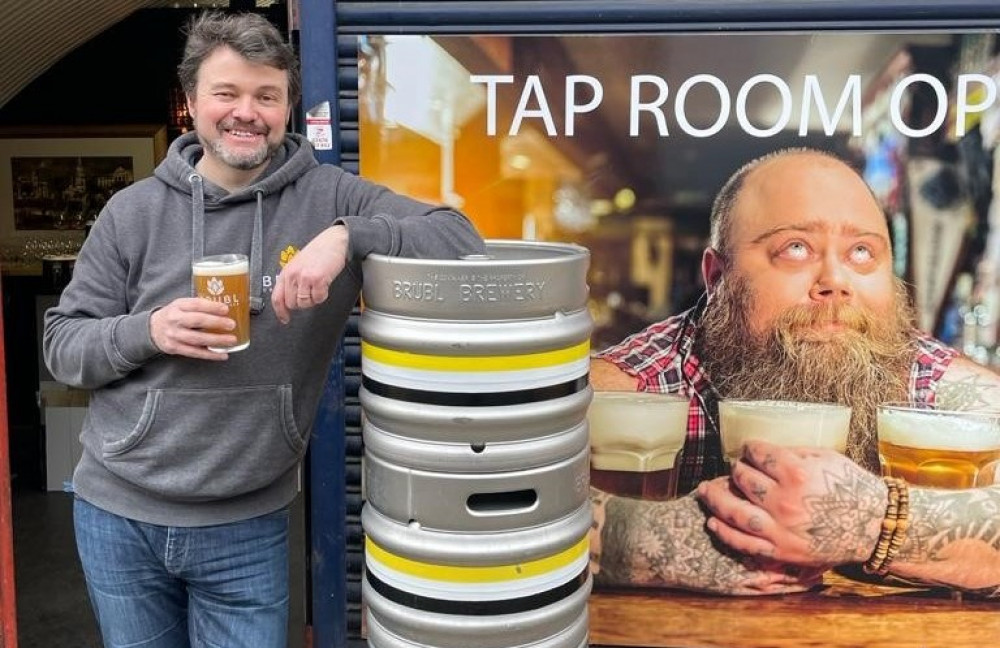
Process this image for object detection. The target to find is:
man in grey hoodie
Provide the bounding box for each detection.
[43,11,484,648]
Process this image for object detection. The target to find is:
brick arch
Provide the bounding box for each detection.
[0,0,167,109]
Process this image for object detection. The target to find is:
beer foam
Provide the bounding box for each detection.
[878,409,1000,451]
[721,400,848,415]
[587,392,688,450]
[719,400,851,459]
[192,259,249,275]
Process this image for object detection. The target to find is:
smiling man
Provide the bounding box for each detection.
[589,148,1000,596]
[183,43,290,186]
[44,11,484,648]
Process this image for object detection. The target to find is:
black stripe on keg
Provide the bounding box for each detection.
[366,566,589,616]
[361,375,589,406]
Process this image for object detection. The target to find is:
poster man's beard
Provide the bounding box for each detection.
[697,273,916,472]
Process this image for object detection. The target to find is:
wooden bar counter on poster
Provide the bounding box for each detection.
[589,570,1000,647]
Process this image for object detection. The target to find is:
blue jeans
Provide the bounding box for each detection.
[74,497,290,648]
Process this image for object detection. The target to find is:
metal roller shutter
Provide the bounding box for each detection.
[298,2,1000,647]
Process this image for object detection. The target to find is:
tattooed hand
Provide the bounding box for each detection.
[696,440,886,567]
[590,488,825,595]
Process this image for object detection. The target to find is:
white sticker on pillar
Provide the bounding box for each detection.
[306,101,333,150]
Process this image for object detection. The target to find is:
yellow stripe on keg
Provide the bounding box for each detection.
[365,536,588,584]
[361,340,590,372]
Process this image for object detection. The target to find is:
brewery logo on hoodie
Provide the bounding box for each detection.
[262,245,299,295]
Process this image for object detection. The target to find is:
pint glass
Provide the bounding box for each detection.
[877,403,1000,489]
[719,400,852,466]
[588,391,689,499]
[192,253,250,352]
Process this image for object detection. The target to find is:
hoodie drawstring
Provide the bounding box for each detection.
[188,174,264,315]
[190,173,205,262]
[250,190,264,314]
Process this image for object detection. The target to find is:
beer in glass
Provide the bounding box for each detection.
[588,391,689,499]
[192,253,250,352]
[877,403,1000,489]
[719,400,851,465]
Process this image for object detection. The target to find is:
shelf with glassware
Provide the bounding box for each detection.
[855,38,1000,370]
[937,38,1000,370]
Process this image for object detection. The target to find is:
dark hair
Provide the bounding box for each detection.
[178,11,301,105]
[709,147,849,260]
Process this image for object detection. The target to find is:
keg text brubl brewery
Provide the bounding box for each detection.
[392,277,547,302]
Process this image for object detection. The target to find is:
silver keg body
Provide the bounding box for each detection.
[360,240,593,648]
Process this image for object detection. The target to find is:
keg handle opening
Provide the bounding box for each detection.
[466,489,538,516]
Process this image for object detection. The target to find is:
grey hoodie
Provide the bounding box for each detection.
[43,132,484,526]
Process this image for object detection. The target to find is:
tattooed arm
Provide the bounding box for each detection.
[589,487,825,595]
[888,487,1000,595]
[935,355,1000,412]
[697,440,1000,596]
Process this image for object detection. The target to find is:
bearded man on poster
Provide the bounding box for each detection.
[589,148,1000,596]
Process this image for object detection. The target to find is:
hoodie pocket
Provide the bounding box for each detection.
[102,385,305,500]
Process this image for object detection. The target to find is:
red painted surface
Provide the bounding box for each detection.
[0,280,18,647]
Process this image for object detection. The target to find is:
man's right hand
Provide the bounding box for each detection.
[149,297,236,360]
[696,442,884,567]
[591,489,825,595]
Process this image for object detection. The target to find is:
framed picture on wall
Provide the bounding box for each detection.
[0,124,167,243]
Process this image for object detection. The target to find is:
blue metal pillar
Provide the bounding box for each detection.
[307,353,347,648]
[297,0,346,646]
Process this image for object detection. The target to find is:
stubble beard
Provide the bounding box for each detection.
[204,120,279,171]
[696,272,916,472]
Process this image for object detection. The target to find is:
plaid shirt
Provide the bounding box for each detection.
[595,296,958,494]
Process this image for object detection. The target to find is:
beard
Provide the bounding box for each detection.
[696,273,916,472]
[203,120,279,171]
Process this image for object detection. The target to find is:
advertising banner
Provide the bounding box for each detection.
[359,31,1000,592]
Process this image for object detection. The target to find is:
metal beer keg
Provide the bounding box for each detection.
[360,240,593,648]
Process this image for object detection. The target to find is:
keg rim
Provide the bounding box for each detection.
[366,239,590,268]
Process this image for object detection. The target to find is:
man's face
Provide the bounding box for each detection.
[720,153,898,336]
[699,153,915,471]
[186,46,291,180]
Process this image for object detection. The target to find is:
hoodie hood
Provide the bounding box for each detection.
[155,131,320,314]
[155,131,319,201]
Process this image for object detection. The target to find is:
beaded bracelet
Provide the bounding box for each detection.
[863,476,910,576]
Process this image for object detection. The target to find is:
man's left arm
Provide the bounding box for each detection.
[332,170,485,260]
[272,172,485,321]
[892,486,1000,595]
[935,355,1000,411]
[897,357,1000,593]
